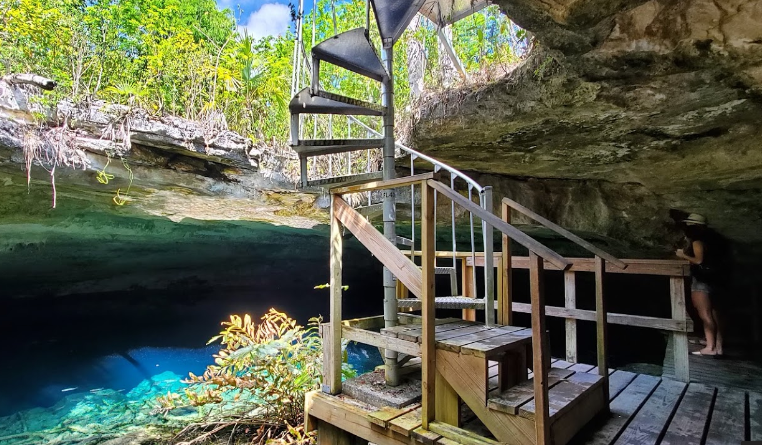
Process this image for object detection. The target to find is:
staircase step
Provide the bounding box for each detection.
[396,236,414,247]
[306,172,383,188]
[371,0,426,44]
[489,370,604,424]
[435,266,456,275]
[419,0,491,27]
[292,138,384,157]
[488,368,576,415]
[312,27,386,81]
[428,421,500,445]
[397,296,494,310]
[289,87,384,116]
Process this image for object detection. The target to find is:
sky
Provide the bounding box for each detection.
[216,0,297,40]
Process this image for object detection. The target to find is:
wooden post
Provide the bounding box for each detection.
[595,256,609,403]
[421,182,436,428]
[461,261,476,321]
[529,251,550,445]
[500,201,513,325]
[564,270,577,363]
[670,276,690,382]
[326,195,343,394]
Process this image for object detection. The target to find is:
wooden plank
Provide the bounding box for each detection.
[607,370,638,401]
[343,326,421,357]
[670,276,690,382]
[750,391,762,440]
[614,379,687,445]
[569,363,595,373]
[519,373,604,421]
[433,324,491,342]
[436,328,510,353]
[462,261,476,321]
[488,368,575,415]
[510,302,692,332]
[429,421,500,445]
[704,387,745,445]
[564,270,577,363]
[428,180,570,270]
[661,382,716,445]
[500,202,513,325]
[469,255,690,277]
[421,181,436,429]
[529,251,551,445]
[390,320,472,342]
[389,406,423,437]
[327,196,343,395]
[331,172,435,194]
[460,333,531,358]
[580,373,661,445]
[501,197,626,269]
[342,315,386,330]
[333,196,422,298]
[435,369,460,427]
[307,392,410,445]
[368,404,421,428]
[551,359,575,369]
[436,349,537,444]
[595,256,610,403]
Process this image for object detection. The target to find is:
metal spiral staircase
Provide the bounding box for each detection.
[289,0,499,386]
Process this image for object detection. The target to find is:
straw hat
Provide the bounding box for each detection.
[682,213,707,226]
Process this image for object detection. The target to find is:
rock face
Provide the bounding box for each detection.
[0,77,322,299]
[410,0,762,280]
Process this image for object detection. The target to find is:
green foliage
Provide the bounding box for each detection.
[156,309,354,428]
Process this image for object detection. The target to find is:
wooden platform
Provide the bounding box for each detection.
[307,361,762,445]
[663,334,762,392]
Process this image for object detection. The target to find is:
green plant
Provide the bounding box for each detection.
[156,309,354,443]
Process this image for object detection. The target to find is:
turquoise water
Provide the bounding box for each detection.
[0,342,381,444]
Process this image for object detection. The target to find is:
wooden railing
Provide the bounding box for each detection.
[326,175,692,445]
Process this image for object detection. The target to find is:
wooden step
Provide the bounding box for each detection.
[292,138,384,157]
[488,370,605,424]
[428,421,500,445]
[397,296,495,310]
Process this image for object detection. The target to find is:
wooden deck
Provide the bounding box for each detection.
[307,359,762,445]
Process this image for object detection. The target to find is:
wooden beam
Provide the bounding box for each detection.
[333,196,422,297]
[327,195,343,395]
[564,271,577,363]
[500,202,513,325]
[331,172,435,195]
[467,256,690,277]
[501,197,626,269]
[510,303,692,332]
[595,256,610,404]
[421,181,436,428]
[670,276,690,382]
[529,251,550,445]
[427,180,570,270]
[342,326,422,357]
[462,261,476,321]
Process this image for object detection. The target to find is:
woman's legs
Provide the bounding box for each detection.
[691,290,717,354]
[712,308,723,355]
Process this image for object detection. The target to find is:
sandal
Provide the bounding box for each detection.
[691,350,722,358]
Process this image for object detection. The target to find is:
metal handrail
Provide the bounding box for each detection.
[346,116,484,193]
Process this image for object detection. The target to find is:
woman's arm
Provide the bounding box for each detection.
[676,240,704,265]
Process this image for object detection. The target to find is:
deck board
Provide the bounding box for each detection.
[613,379,686,445]
[704,387,745,445]
[607,370,638,401]
[660,382,715,445]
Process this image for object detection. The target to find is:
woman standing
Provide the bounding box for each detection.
[676,213,723,357]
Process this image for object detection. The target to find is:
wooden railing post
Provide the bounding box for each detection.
[421,182,436,428]
[326,195,343,394]
[462,260,476,321]
[564,270,577,363]
[670,276,690,382]
[500,201,513,325]
[595,256,609,403]
[529,251,550,445]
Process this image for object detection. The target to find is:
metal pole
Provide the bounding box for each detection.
[381,43,399,386]
[482,186,494,326]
